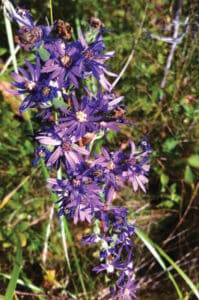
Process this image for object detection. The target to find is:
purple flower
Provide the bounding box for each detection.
[85,88,127,132]
[91,147,125,202]
[4,4,34,28]
[35,125,89,170]
[7,5,153,297]
[122,141,151,192]
[41,30,116,90]
[33,146,51,166]
[48,176,103,224]
[58,92,102,139]
[41,40,83,88]
[78,31,117,89]
[115,277,137,300]
[10,57,58,112]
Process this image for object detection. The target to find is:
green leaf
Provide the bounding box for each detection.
[160,173,169,186]
[188,155,199,168]
[162,138,179,153]
[157,53,164,65]
[53,97,68,109]
[184,165,195,183]
[0,48,7,56]
[38,47,50,61]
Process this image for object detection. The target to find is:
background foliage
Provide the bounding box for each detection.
[0,0,198,299]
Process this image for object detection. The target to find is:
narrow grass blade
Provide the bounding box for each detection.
[61,216,88,300]
[60,216,72,273]
[42,204,55,265]
[155,244,199,299]
[0,273,44,293]
[135,228,183,299]
[3,7,18,73]
[0,175,30,209]
[4,239,22,300]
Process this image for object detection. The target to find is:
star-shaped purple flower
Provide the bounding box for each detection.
[35,125,89,170]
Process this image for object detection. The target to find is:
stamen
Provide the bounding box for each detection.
[76,111,87,122]
[24,81,37,91]
[108,161,115,170]
[73,179,81,187]
[62,141,71,151]
[107,263,114,273]
[124,288,130,296]
[83,49,94,60]
[42,86,50,97]
[38,150,46,158]
[60,55,72,68]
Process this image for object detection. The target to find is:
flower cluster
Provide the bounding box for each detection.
[6,1,151,298]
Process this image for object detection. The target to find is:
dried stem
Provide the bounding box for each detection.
[159,0,182,101]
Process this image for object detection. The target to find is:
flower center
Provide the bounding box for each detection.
[42,86,51,97]
[60,55,72,68]
[24,81,37,91]
[38,150,46,158]
[129,158,136,165]
[83,49,94,60]
[62,141,71,151]
[73,179,81,187]
[108,161,115,170]
[107,263,114,273]
[124,288,130,296]
[76,111,87,122]
[93,169,103,177]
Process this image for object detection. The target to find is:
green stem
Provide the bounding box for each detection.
[57,166,72,273]
[49,0,54,25]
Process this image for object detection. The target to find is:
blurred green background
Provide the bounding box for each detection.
[0,0,198,299]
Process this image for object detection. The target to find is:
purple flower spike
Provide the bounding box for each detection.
[8,5,153,297]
